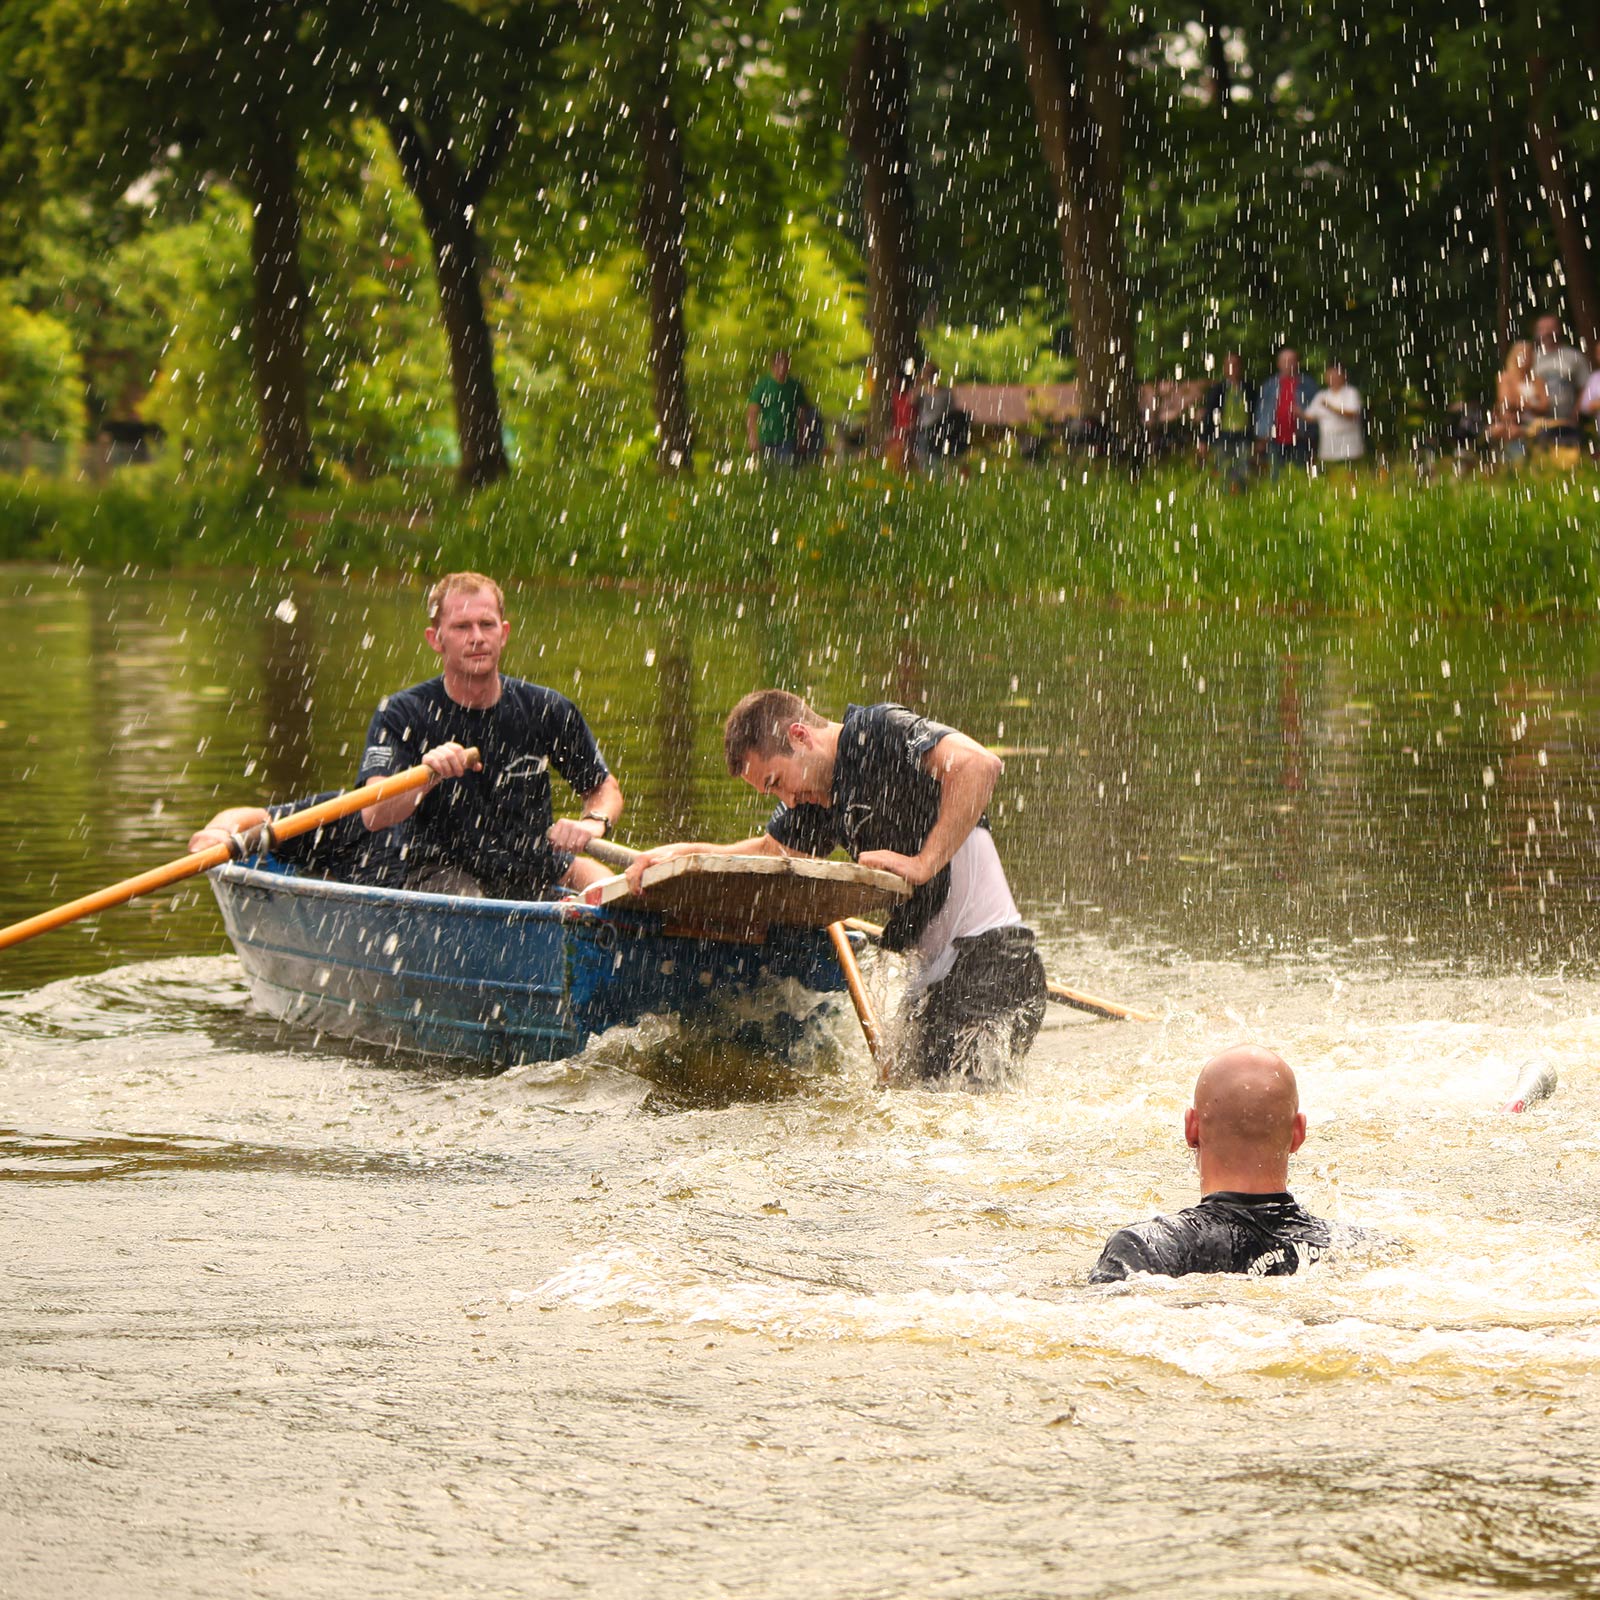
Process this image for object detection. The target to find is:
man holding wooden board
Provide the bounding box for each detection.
[626,691,1046,1088]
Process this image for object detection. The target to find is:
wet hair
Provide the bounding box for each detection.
[724,690,827,775]
[427,572,505,626]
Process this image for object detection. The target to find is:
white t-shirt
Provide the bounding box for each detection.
[1534,347,1591,422]
[911,827,1021,993]
[1305,386,1365,461]
[1579,369,1600,422]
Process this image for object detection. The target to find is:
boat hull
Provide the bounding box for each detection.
[210,862,849,1065]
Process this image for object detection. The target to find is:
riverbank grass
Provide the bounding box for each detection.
[1,464,1597,614]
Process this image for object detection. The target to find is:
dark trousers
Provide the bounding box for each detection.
[896,926,1047,1088]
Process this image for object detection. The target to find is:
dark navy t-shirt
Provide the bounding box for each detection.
[1089,1191,1344,1282]
[766,703,984,951]
[263,795,408,886]
[357,676,610,898]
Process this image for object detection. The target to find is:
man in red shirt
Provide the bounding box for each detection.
[1254,347,1316,477]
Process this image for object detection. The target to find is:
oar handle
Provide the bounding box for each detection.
[0,750,477,953]
[583,837,641,871]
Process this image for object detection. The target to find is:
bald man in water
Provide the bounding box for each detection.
[1090,1045,1349,1281]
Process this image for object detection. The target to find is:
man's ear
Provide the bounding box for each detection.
[425,625,442,656]
[1184,1107,1200,1149]
[787,721,813,750]
[1288,1112,1307,1155]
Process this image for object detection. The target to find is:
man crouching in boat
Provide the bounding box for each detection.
[1090,1045,1368,1282]
[355,572,622,898]
[626,690,1046,1088]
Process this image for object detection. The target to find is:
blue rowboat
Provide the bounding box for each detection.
[209,860,854,1066]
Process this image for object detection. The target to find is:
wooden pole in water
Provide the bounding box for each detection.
[840,917,1157,1023]
[828,920,887,1078]
[0,752,477,953]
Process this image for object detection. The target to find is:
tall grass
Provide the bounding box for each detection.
[2,461,1597,615]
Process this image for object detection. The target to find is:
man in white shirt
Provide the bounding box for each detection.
[1531,315,1592,444]
[1302,363,1364,467]
[1578,342,1600,443]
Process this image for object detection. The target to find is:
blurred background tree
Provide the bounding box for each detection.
[0,0,1592,480]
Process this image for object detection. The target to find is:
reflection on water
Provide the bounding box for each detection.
[6,568,1600,991]
[5,568,1600,1598]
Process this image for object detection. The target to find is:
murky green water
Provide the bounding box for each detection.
[4,566,1600,1598]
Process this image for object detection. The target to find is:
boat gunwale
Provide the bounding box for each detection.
[211,860,628,931]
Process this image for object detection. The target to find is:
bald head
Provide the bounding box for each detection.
[1185,1045,1306,1194]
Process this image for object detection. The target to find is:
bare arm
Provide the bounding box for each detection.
[857,731,1002,887]
[361,741,480,832]
[549,773,624,852]
[624,831,788,892]
[746,402,761,453]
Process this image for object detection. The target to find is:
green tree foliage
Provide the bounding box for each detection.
[0,295,85,439]
[1,0,1595,475]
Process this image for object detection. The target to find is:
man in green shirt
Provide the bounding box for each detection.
[746,350,812,464]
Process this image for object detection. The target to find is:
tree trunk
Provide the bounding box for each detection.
[1004,0,1141,462]
[845,23,921,449]
[242,112,316,486]
[1489,105,1512,357]
[1528,48,1599,349]
[634,3,694,473]
[1199,3,1231,108]
[384,109,511,489]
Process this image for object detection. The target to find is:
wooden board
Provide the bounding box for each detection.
[581,853,909,941]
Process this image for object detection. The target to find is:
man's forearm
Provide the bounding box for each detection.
[916,743,1001,877]
[671,833,789,858]
[362,786,425,832]
[622,831,788,892]
[580,775,623,829]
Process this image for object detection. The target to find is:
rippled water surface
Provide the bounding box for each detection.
[4,567,1600,1598]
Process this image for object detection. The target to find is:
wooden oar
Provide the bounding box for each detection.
[828,920,887,1079]
[0,751,476,953]
[840,917,1157,1023]
[582,835,887,1065]
[584,836,643,873]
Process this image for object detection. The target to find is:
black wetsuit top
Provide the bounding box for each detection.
[766,702,985,952]
[1089,1191,1338,1282]
[357,676,609,899]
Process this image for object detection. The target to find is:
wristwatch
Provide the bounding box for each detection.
[581,812,612,839]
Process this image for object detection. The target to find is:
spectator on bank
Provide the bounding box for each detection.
[746,349,813,466]
[1254,348,1317,476]
[1486,341,1549,463]
[912,360,955,469]
[1530,314,1591,447]
[886,363,918,472]
[1199,352,1257,492]
[1579,340,1600,444]
[1302,363,1365,470]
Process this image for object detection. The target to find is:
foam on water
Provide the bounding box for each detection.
[529,1243,1600,1384]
